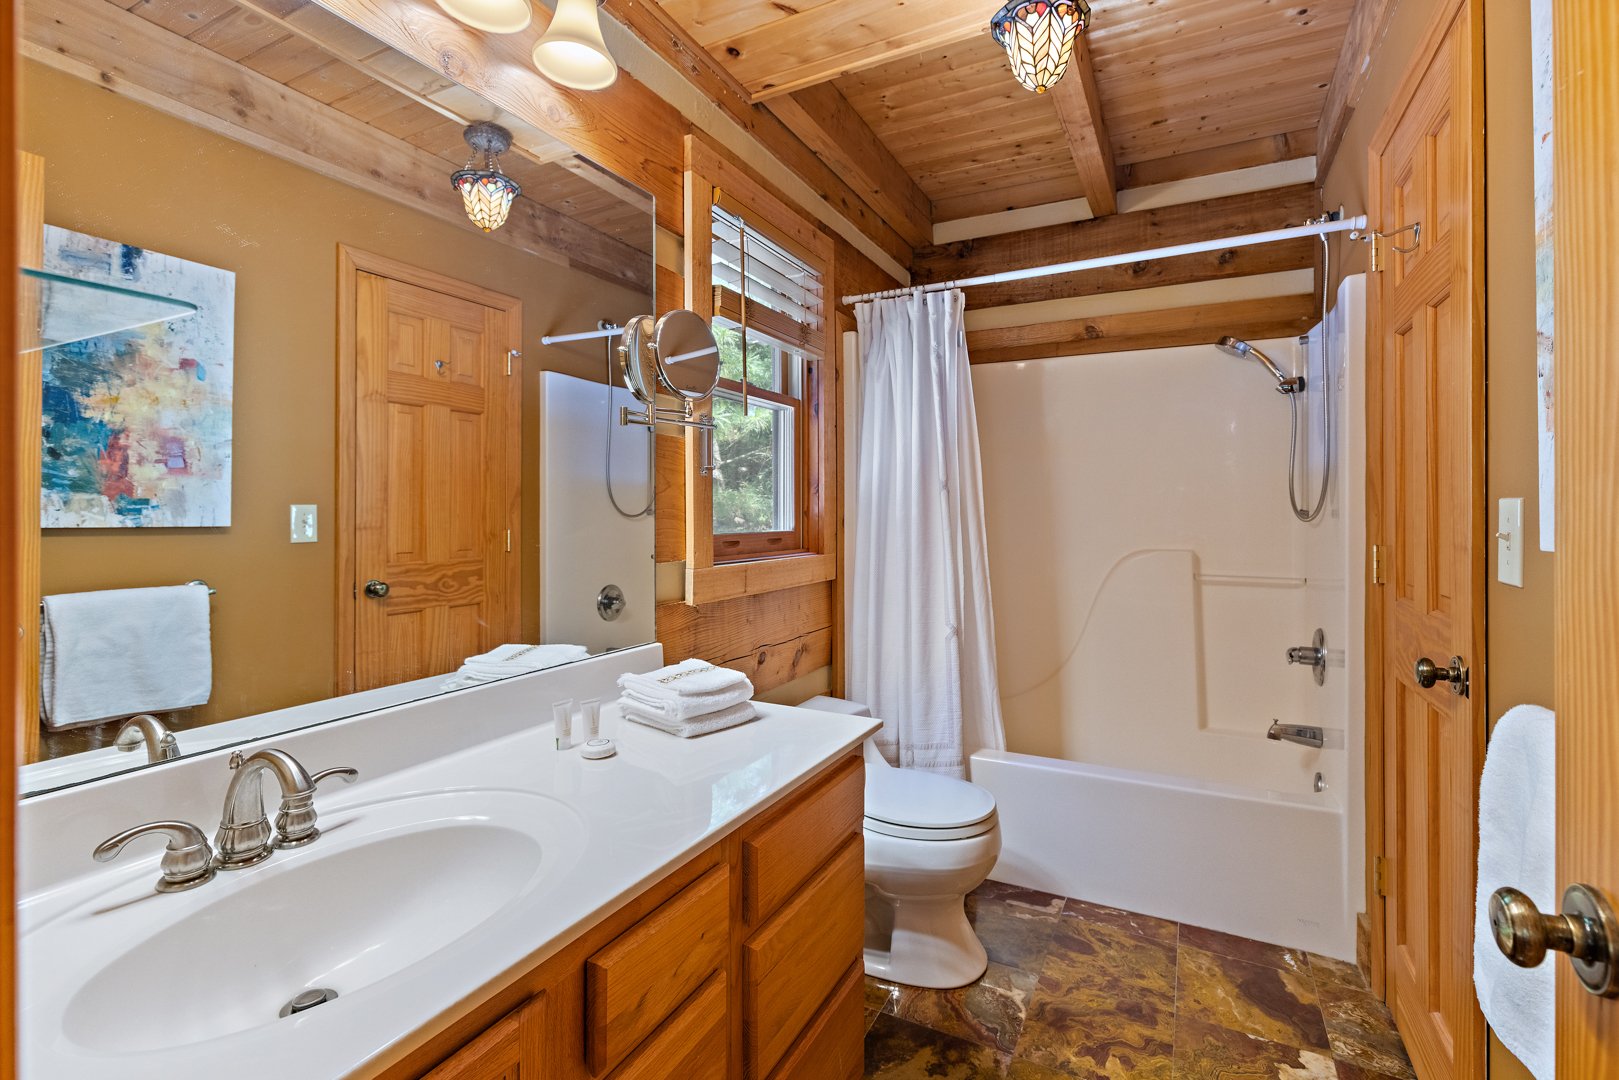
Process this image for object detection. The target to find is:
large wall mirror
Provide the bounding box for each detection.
[16,0,657,795]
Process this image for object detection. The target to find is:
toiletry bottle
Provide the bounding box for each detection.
[553,699,574,750]
[580,698,601,741]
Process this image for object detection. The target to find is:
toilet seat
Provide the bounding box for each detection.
[864,768,998,841]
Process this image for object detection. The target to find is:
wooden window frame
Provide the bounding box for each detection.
[682,134,836,606]
[710,322,810,563]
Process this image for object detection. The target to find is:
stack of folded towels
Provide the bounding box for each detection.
[442,643,591,690]
[618,659,757,737]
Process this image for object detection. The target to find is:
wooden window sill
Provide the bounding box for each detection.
[685,553,835,607]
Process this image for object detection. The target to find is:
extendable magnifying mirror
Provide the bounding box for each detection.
[650,309,719,402]
[618,314,657,406]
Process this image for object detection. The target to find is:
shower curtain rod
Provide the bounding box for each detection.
[840,215,1370,305]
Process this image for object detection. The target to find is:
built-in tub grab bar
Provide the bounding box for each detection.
[1196,572,1308,587]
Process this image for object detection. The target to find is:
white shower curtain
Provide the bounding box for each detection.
[849,290,1004,776]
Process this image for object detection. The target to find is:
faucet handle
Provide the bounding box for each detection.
[273,765,358,850]
[93,820,215,893]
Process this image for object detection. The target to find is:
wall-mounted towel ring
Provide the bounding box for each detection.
[186,580,217,596]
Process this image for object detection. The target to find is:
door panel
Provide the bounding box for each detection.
[1369,1,1485,1077]
[1553,1,1619,1073]
[349,262,519,691]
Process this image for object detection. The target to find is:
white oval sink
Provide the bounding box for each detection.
[25,789,584,1058]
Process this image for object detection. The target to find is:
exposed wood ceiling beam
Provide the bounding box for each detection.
[232,0,648,210]
[764,83,933,249]
[964,294,1319,364]
[1048,34,1116,217]
[1317,0,1400,178]
[915,183,1321,310]
[716,0,988,101]
[22,0,651,292]
[602,0,918,265]
[1116,129,1317,191]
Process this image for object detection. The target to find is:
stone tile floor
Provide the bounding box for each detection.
[863,880,1415,1080]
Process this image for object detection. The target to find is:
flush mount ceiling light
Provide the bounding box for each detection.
[532,0,618,90]
[434,0,531,33]
[989,0,1090,94]
[451,122,522,232]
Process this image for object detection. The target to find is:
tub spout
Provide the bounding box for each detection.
[1267,721,1325,748]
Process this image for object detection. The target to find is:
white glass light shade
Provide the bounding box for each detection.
[532,0,618,90]
[434,0,532,34]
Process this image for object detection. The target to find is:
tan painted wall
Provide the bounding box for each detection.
[1322,0,1549,1075]
[22,61,649,742]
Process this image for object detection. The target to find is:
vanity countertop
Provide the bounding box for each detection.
[18,698,879,1080]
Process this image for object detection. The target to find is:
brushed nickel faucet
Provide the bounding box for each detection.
[215,749,358,870]
[113,714,181,763]
[1267,720,1325,749]
[93,820,215,892]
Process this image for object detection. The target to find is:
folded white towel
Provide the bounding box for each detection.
[1473,704,1555,1080]
[442,643,591,690]
[620,697,758,738]
[618,658,753,700]
[40,585,212,730]
[620,682,754,722]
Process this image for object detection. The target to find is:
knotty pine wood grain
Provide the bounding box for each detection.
[914,184,1322,311]
[4,0,23,1061]
[1553,1,1619,1075]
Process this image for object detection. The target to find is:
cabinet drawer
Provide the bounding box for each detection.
[586,864,729,1075]
[421,994,545,1080]
[743,837,864,1079]
[767,961,864,1080]
[742,755,863,925]
[608,972,728,1080]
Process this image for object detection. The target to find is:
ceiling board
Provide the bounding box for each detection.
[818,0,1353,218]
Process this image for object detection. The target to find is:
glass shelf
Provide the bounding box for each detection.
[18,267,198,354]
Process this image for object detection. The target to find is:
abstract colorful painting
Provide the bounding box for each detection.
[39,227,234,528]
[1532,0,1554,551]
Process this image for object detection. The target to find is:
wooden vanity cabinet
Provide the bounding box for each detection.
[380,753,865,1080]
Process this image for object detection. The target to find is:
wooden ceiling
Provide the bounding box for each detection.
[649,0,1353,223]
[23,0,654,288]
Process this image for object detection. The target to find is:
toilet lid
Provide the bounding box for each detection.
[865,767,997,831]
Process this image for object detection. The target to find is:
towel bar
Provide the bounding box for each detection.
[41,579,216,610]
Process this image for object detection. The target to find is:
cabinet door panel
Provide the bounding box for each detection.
[422,994,544,1080]
[609,972,728,1080]
[743,838,864,1078]
[743,757,863,925]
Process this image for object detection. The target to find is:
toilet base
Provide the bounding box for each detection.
[863,890,989,990]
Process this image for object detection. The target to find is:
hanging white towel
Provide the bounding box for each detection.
[442,643,591,690]
[1473,704,1555,1080]
[40,584,212,730]
[619,697,757,738]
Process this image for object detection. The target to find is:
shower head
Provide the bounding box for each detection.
[1216,336,1305,395]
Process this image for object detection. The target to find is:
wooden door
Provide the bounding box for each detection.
[1553,2,1619,1074]
[1366,0,1486,1076]
[339,249,520,692]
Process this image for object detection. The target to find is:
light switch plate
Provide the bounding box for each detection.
[290,504,318,544]
[1497,497,1523,588]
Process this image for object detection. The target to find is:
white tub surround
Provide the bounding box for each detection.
[972,750,1352,958]
[17,645,879,1080]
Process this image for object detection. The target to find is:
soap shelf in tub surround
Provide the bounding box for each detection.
[17,643,881,1080]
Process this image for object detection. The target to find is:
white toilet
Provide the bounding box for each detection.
[801,696,1002,990]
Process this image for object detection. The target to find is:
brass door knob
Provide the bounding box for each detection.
[1490,884,1619,997]
[1414,655,1469,695]
[363,579,390,599]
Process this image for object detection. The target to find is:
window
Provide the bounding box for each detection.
[708,205,821,562]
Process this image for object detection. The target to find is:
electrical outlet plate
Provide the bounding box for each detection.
[290,504,318,544]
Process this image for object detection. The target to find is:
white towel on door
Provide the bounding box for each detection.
[40,585,212,730]
[1473,704,1555,1080]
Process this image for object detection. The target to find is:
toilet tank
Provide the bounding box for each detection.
[799,695,873,717]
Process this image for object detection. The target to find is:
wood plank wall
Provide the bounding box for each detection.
[3,0,22,1063]
[309,0,901,696]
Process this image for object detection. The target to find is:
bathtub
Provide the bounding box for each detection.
[971,749,1355,959]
